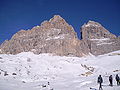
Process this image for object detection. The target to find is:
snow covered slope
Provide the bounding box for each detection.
[0,51,120,90]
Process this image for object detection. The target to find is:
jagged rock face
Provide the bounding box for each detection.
[0,15,89,57]
[81,21,116,40]
[0,16,120,56]
[81,21,120,55]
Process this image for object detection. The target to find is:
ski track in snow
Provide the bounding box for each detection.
[0,51,120,90]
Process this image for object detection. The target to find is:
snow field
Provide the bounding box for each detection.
[0,51,120,90]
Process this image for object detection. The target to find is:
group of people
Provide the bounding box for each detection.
[97,74,120,90]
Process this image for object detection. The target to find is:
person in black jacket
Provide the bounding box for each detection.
[115,74,120,85]
[109,75,113,86]
[97,75,103,90]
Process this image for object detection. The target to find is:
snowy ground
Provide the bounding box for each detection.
[0,51,120,90]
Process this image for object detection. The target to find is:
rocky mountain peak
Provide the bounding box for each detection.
[82,21,101,28]
[0,15,89,56]
[49,15,64,23]
[86,20,102,27]
[81,21,120,56]
[49,15,72,30]
[0,16,120,56]
[40,15,74,32]
[81,20,116,40]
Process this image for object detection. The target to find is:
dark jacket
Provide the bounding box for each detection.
[116,74,119,81]
[98,75,103,83]
[109,75,113,81]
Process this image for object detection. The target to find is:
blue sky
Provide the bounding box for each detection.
[0,0,120,43]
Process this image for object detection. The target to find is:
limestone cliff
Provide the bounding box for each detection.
[0,15,89,56]
[0,16,120,56]
[81,20,120,55]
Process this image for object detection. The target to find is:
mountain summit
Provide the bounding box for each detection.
[0,15,120,56]
[81,20,116,40]
[81,20,120,55]
[0,15,89,56]
[49,15,64,23]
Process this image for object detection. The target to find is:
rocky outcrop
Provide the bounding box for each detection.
[81,21,120,55]
[0,15,89,57]
[0,16,120,56]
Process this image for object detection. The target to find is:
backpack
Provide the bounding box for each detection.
[98,77,102,83]
[116,75,119,81]
[109,76,112,81]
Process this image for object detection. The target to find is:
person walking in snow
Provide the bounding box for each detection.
[115,74,120,86]
[109,75,113,86]
[97,75,103,90]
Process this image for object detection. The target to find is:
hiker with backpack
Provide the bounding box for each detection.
[115,74,120,86]
[97,75,103,90]
[109,75,113,86]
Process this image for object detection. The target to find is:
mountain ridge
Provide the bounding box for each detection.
[0,15,120,56]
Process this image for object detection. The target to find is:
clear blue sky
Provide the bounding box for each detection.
[0,0,120,43]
